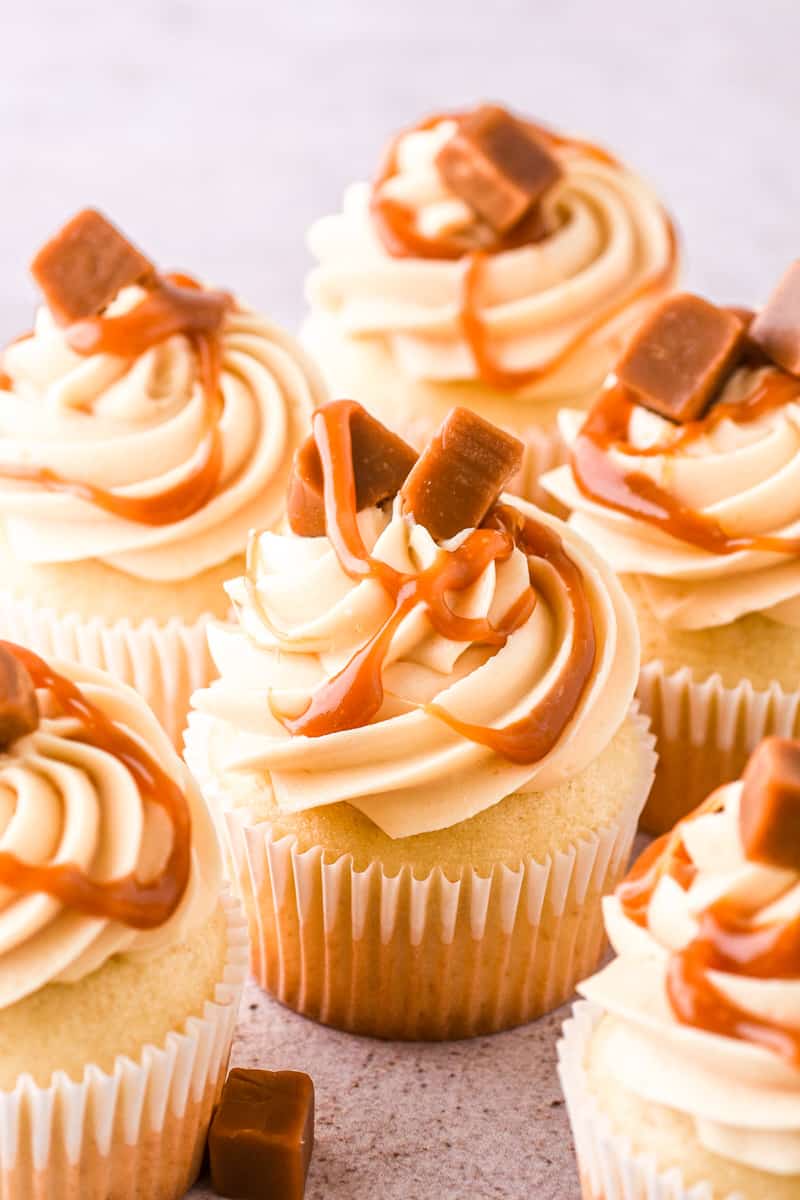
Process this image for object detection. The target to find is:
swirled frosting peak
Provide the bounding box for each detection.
[306,105,677,397]
[580,746,800,1176]
[0,209,327,581]
[193,402,639,839]
[544,339,800,630]
[0,644,222,1009]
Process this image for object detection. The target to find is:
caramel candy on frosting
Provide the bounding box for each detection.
[749,262,800,376]
[0,645,39,749]
[615,293,746,423]
[288,403,418,537]
[30,208,154,327]
[435,105,563,234]
[401,407,523,540]
[208,1068,315,1200]
[739,737,800,869]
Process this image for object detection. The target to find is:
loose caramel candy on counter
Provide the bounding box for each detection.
[435,105,563,234]
[288,403,418,536]
[739,737,800,870]
[0,645,39,749]
[749,262,800,376]
[30,208,154,327]
[615,293,747,423]
[400,407,524,540]
[208,1068,315,1200]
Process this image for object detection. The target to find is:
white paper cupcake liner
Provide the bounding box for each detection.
[0,889,247,1200]
[185,706,655,1041]
[636,660,800,834]
[559,1001,725,1200]
[0,591,216,748]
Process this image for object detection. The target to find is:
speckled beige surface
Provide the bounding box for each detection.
[190,982,579,1200]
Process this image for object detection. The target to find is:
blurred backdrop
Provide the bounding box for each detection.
[2,0,798,335]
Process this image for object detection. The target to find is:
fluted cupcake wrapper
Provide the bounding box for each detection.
[559,1001,721,1200]
[636,661,800,835]
[0,592,216,748]
[0,890,247,1200]
[185,707,655,1041]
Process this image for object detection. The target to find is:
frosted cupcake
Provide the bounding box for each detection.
[186,400,655,1040]
[0,209,327,743]
[544,274,800,833]
[304,103,678,499]
[559,736,800,1199]
[0,640,247,1200]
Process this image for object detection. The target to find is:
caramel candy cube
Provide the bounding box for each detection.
[208,1068,315,1200]
[739,737,800,870]
[401,407,523,540]
[435,105,563,234]
[615,293,746,423]
[0,645,39,749]
[30,208,154,327]
[749,262,800,376]
[288,402,418,537]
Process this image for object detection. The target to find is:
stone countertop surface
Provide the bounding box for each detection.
[191,983,577,1200]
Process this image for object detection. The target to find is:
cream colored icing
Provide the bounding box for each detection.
[0,657,222,1009]
[0,287,328,581]
[192,495,639,839]
[543,364,800,629]
[305,117,675,400]
[580,782,800,1176]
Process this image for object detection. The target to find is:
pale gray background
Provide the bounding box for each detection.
[3,2,796,1196]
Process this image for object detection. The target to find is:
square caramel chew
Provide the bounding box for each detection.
[739,737,800,871]
[400,407,523,540]
[749,261,800,376]
[30,208,153,327]
[435,105,563,234]
[287,403,418,537]
[208,1068,315,1200]
[615,293,746,423]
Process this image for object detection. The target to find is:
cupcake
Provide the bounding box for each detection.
[303,102,678,500]
[559,736,800,1200]
[186,399,655,1040]
[543,274,800,833]
[0,640,247,1200]
[0,208,327,744]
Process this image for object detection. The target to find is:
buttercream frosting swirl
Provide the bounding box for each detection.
[0,286,327,581]
[581,782,800,1176]
[0,656,222,1009]
[544,363,800,629]
[306,113,676,398]
[193,494,639,839]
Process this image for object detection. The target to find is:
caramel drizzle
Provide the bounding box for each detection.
[276,400,596,764]
[369,110,678,391]
[619,797,800,1065]
[573,368,800,556]
[0,274,231,526]
[0,642,191,930]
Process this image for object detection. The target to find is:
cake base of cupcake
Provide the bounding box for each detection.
[637,660,800,834]
[0,892,248,1200]
[187,710,655,1041]
[0,528,244,748]
[559,1002,800,1200]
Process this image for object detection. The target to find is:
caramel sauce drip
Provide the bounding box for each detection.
[369,111,678,391]
[573,368,800,556]
[277,400,595,763]
[0,642,191,930]
[0,274,231,526]
[618,794,800,1065]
